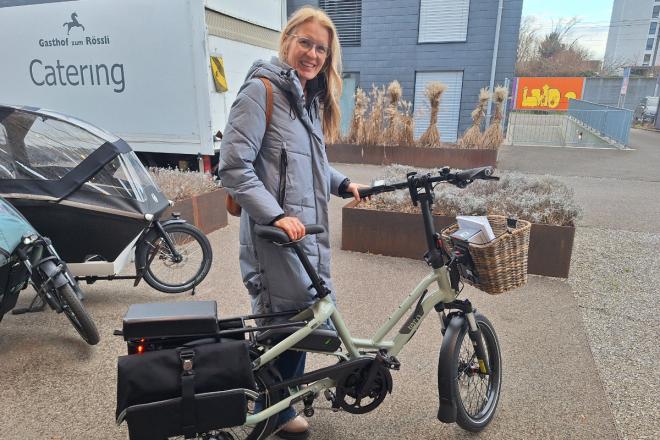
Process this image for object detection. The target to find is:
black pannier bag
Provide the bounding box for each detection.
[116,301,256,440]
[116,339,256,440]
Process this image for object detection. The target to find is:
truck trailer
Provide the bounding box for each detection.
[0,0,285,170]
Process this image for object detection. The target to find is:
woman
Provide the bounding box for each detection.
[219,6,364,440]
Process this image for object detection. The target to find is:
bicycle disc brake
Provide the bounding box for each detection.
[335,362,392,414]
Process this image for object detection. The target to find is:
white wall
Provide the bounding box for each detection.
[205,0,285,31]
[207,36,278,137]
[604,0,655,67]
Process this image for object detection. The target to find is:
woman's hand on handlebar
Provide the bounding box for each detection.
[273,216,306,240]
[347,182,371,201]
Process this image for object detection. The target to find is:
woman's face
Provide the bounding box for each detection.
[286,20,330,87]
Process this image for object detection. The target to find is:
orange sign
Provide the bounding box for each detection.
[515,77,585,111]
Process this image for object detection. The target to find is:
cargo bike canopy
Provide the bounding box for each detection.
[0,104,168,219]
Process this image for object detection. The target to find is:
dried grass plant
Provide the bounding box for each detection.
[418,81,447,148]
[348,87,368,144]
[383,81,402,146]
[365,85,386,145]
[361,165,581,226]
[481,86,508,150]
[458,88,491,149]
[398,100,415,146]
[149,168,219,202]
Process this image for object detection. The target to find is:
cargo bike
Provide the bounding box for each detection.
[115,166,531,440]
[0,195,99,344]
[0,104,212,294]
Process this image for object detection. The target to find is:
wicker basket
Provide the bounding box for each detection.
[441,215,531,294]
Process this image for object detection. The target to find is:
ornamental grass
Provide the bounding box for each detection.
[149,168,219,202]
[360,165,581,227]
[459,88,491,149]
[417,81,447,148]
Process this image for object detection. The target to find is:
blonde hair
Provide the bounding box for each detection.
[279,6,343,143]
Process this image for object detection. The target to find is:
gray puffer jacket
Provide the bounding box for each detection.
[219,58,347,320]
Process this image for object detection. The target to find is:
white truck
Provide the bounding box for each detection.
[0,0,285,171]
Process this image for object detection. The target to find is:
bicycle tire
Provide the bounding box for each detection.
[139,223,213,294]
[57,282,100,345]
[444,313,502,432]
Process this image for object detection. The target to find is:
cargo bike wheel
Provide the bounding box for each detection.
[38,260,100,345]
[138,223,213,294]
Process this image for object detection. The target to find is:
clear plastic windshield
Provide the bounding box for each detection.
[87,152,156,202]
[0,111,105,180]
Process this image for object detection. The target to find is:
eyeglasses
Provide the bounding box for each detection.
[288,34,330,57]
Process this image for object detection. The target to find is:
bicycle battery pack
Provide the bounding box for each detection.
[122,300,219,340]
[257,326,341,352]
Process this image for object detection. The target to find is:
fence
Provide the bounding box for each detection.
[567,99,633,146]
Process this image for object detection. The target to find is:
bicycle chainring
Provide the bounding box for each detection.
[335,363,392,414]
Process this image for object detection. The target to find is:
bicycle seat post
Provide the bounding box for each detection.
[286,241,331,299]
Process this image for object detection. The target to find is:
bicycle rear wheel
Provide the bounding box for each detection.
[140,223,212,293]
[446,313,501,432]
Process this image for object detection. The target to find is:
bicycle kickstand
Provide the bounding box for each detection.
[12,292,46,315]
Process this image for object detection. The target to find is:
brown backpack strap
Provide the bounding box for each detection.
[258,77,273,131]
[225,77,274,218]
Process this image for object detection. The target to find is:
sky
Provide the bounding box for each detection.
[522,0,615,60]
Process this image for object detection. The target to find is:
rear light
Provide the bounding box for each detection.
[137,345,144,354]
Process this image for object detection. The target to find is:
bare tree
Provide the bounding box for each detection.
[516,16,596,77]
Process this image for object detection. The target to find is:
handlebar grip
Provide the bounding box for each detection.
[454,166,494,182]
[254,224,326,244]
[339,188,376,199]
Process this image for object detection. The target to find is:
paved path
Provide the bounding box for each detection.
[3,130,659,439]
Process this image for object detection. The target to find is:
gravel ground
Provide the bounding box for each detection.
[567,227,660,440]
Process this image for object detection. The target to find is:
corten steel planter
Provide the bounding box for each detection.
[326,143,498,169]
[342,201,575,278]
[163,188,228,235]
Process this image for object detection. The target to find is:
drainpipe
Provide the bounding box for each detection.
[485,0,505,128]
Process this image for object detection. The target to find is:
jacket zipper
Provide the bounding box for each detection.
[278,144,288,207]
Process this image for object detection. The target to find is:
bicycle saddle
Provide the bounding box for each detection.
[254,224,325,244]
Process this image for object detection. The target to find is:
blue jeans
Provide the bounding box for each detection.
[256,350,307,426]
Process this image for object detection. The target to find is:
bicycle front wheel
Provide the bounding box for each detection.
[447,313,502,432]
[140,223,213,293]
[57,282,100,345]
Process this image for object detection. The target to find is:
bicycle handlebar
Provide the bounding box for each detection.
[339,166,499,199]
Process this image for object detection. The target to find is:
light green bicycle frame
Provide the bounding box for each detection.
[244,265,458,425]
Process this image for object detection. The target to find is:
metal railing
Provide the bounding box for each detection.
[567,99,633,146]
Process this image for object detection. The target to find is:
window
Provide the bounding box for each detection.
[339,72,359,136]
[419,0,470,43]
[643,54,652,66]
[413,71,463,142]
[650,22,658,35]
[647,38,655,50]
[319,0,361,47]
[653,6,660,18]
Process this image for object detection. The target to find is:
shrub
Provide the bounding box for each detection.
[361,165,581,226]
[149,168,219,202]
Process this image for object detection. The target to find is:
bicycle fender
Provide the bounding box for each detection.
[38,259,68,289]
[437,314,466,424]
[158,218,188,228]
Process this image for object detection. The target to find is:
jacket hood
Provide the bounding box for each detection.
[245,57,327,108]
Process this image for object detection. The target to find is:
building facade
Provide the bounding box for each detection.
[604,0,660,68]
[287,0,523,142]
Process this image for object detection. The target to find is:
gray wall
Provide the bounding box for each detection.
[288,0,523,140]
[583,77,658,110]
